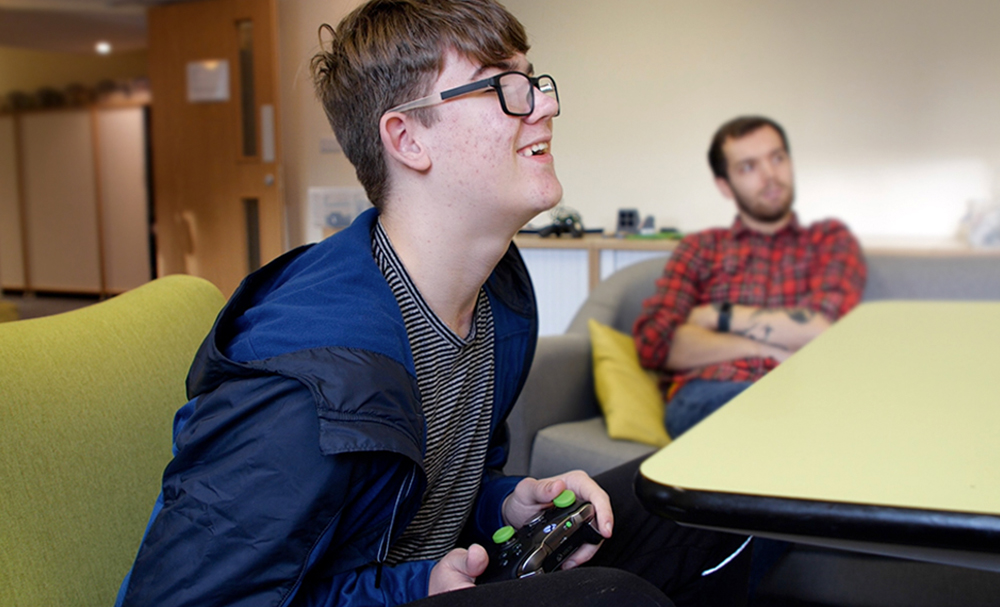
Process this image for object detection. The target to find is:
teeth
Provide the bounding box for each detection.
[520,142,549,157]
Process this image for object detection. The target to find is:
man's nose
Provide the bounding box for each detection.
[759,158,777,180]
[529,88,559,122]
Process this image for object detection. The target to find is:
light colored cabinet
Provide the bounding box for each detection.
[0,104,150,295]
[21,110,102,292]
[95,108,153,293]
[0,115,23,290]
[514,234,675,336]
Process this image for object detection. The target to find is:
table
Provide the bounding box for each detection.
[636,301,1000,572]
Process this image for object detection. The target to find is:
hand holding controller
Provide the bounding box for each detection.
[477,489,604,584]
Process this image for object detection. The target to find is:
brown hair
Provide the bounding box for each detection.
[707,116,790,180]
[311,0,530,209]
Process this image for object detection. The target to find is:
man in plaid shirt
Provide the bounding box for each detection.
[633,116,867,439]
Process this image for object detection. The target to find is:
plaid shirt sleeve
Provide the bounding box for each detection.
[632,233,711,370]
[798,220,867,321]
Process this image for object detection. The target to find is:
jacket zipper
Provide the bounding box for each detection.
[375,466,417,589]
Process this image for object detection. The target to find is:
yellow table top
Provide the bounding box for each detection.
[640,301,1000,517]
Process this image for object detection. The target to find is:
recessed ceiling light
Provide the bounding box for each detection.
[96,41,112,55]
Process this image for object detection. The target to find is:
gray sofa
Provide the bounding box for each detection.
[504,251,1000,606]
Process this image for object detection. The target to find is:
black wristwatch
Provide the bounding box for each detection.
[717,302,733,333]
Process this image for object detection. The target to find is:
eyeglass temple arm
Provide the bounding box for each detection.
[439,79,491,101]
[386,94,442,114]
[386,79,491,114]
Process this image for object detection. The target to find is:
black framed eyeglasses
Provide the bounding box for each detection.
[385,71,560,118]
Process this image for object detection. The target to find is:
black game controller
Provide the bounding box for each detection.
[477,489,604,584]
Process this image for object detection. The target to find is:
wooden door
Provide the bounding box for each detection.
[148,0,283,297]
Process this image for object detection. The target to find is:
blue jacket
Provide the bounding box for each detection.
[116,209,537,607]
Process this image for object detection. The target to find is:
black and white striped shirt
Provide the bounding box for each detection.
[372,221,497,565]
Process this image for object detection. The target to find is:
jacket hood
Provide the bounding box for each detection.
[186,209,417,398]
[184,208,536,445]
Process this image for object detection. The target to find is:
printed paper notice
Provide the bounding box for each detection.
[308,187,372,243]
[187,60,230,103]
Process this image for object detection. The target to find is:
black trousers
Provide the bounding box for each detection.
[407,457,752,607]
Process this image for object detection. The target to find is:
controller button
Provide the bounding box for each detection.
[553,489,576,509]
[493,525,516,544]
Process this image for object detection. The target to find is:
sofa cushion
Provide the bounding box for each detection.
[864,254,1000,301]
[567,256,668,335]
[588,318,670,447]
[0,275,225,607]
[529,417,658,479]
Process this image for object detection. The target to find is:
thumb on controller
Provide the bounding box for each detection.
[466,543,489,578]
[539,479,567,503]
[428,544,489,595]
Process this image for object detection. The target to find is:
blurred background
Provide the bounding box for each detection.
[2,0,999,308]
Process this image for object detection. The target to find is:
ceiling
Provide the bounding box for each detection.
[0,0,186,54]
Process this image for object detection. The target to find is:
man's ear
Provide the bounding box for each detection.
[380,112,431,172]
[714,176,735,200]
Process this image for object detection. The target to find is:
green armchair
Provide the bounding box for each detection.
[0,274,225,606]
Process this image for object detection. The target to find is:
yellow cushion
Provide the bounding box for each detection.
[588,318,671,447]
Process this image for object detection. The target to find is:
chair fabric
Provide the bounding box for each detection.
[0,274,225,607]
[0,300,19,322]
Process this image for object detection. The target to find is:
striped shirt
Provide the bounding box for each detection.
[372,221,497,565]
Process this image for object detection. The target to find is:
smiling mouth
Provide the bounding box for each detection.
[518,141,550,157]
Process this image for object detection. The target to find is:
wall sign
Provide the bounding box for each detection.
[186,60,230,103]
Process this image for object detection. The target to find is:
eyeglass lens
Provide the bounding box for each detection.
[498,73,558,116]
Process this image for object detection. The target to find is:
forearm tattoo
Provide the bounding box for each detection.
[734,307,815,343]
[749,307,816,324]
[734,323,772,343]
[785,308,817,324]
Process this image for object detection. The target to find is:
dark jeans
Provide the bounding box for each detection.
[665,379,753,439]
[407,457,752,607]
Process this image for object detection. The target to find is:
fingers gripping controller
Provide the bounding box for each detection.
[477,490,604,584]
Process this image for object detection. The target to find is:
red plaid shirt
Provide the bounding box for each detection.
[633,214,866,400]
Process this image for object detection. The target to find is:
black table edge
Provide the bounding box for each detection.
[634,470,1000,557]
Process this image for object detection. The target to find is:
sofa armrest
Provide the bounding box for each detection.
[504,333,601,476]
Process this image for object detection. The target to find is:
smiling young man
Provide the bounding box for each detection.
[114,3,750,607]
[634,116,868,439]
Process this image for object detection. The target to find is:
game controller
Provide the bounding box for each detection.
[477,489,604,584]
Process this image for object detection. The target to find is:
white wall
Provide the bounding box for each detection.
[506,0,1000,245]
[276,0,365,247]
[277,0,1000,247]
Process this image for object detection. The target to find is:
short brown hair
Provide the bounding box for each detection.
[707,116,790,180]
[311,0,529,210]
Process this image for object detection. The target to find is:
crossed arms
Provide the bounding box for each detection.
[633,221,867,375]
[665,304,831,371]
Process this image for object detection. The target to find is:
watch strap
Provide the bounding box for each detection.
[717,302,733,333]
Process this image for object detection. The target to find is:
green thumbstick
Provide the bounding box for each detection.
[553,489,576,509]
[493,525,515,544]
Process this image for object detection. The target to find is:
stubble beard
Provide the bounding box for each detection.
[733,182,795,224]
